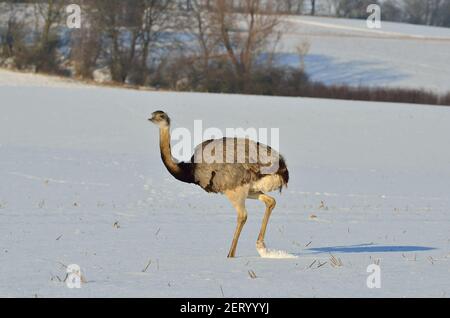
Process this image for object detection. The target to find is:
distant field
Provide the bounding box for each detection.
[281,16,450,93]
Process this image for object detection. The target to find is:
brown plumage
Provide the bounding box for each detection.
[191,137,289,193]
[149,110,289,258]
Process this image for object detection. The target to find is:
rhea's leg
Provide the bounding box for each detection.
[249,192,276,255]
[225,186,249,258]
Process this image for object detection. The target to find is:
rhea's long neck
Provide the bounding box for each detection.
[159,126,192,183]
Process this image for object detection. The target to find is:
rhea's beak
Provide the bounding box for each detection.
[148,116,155,123]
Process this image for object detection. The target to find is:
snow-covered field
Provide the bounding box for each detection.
[0,69,89,88]
[282,16,450,93]
[1,69,449,297]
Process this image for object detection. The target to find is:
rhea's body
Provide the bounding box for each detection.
[183,137,289,194]
[149,111,289,258]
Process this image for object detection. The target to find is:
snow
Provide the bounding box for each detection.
[0,69,88,88]
[1,69,449,297]
[281,16,450,93]
[257,247,298,259]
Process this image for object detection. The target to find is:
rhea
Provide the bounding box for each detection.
[149,111,289,258]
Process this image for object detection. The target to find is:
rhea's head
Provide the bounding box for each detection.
[148,110,171,128]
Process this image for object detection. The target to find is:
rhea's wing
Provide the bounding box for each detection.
[190,138,282,193]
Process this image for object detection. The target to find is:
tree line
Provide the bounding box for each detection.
[1,0,294,92]
[0,0,449,106]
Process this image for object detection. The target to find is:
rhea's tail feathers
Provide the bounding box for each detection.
[277,156,289,193]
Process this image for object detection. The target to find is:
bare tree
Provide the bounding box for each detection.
[89,1,136,82]
[87,0,175,84]
[296,0,305,14]
[209,0,282,92]
[437,1,450,27]
[0,0,26,59]
[70,2,102,78]
[379,0,403,22]
[32,0,66,72]
[277,0,304,14]
[137,0,175,85]
[403,0,449,26]
[334,0,376,19]
[182,0,221,81]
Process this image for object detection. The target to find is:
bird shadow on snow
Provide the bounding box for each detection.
[302,243,435,255]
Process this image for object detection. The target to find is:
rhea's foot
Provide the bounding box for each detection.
[256,241,267,257]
